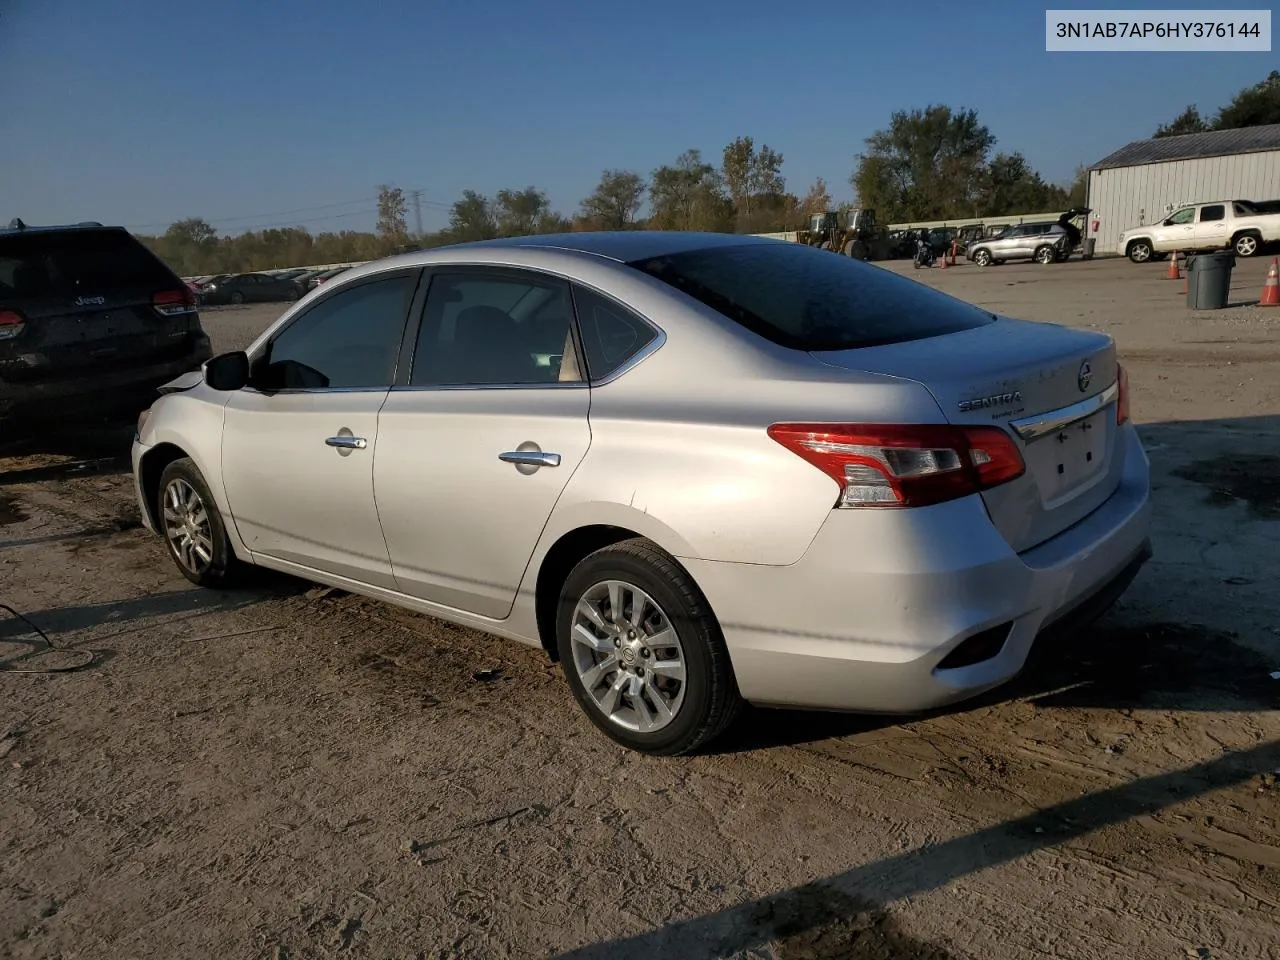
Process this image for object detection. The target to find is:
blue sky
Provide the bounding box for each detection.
[1,0,1270,236]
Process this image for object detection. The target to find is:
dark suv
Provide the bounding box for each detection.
[0,220,212,437]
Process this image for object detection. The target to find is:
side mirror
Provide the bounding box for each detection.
[204,351,250,391]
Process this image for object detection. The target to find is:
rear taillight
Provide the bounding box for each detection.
[153,289,196,317]
[1115,363,1130,425]
[768,422,1026,509]
[0,308,24,340]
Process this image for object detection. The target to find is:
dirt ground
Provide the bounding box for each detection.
[2,254,1279,960]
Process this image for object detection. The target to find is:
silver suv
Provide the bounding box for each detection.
[967,222,1070,266]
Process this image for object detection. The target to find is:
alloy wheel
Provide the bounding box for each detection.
[163,478,214,576]
[570,579,687,733]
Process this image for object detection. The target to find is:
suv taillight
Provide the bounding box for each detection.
[1116,363,1130,425]
[0,308,24,340]
[768,422,1026,509]
[153,289,196,317]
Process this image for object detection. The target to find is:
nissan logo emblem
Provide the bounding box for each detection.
[1078,360,1092,393]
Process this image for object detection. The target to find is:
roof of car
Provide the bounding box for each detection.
[445,231,776,263]
[0,219,116,237]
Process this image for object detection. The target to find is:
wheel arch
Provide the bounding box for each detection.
[1125,236,1153,255]
[137,442,193,530]
[530,515,702,662]
[1231,228,1263,254]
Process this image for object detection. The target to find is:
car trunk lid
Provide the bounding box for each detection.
[813,317,1121,553]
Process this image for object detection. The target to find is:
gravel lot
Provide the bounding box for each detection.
[2,254,1279,960]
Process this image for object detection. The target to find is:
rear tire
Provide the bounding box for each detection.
[555,538,742,756]
[973,249,992,267]
[157,458,246,589]
[1034,244,1057,265]
[1234,233,1261,257]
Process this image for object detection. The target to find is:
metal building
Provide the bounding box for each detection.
[1086,123,1280,255]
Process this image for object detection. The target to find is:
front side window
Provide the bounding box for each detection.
[257,273,417,390]
[410,271,581,387]
[1167,207,1195,225]
[629,241,993,352]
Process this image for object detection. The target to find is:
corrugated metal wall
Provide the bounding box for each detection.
[1088,151,1280,255]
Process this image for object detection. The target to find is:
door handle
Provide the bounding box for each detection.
[325,435,368,450]
[498,450,561,467]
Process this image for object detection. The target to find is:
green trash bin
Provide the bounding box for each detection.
[1187,251,1235,309]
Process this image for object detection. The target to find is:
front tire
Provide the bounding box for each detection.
[1127,240,1153,263]
[229,290,245,305]
[555,538,742,755]
[157,457,245,588]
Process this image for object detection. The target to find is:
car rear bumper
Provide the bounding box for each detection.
[0,336,211,431]
[681,423,1153,713]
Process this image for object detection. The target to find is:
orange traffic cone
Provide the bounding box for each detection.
[1260,257,1280,307]
[938,249,949,269]
[1166,251,1182,280]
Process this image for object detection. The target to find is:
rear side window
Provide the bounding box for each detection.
[1199,204,1225,222]
[0,229,178,300]
[571,284,658,380]
[628,242,993,352]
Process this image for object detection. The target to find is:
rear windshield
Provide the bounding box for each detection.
[628,242,993,351]
[0,229,177,300]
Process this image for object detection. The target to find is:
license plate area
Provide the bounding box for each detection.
[42,309,150,347]
[1025,410,1109,504]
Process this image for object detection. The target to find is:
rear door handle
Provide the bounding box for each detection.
[325,436,368,450]
[498,450,561,467]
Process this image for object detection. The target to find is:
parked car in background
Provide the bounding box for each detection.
[307,266,350,291]
[0,218,211,434]
[289,269,326,296]
[132,231,1150,756]
[967,222,1073,266]
[270,268,310,282]
[199,272,303,305]
[1118,199,1280,262]
[197,274,230,291]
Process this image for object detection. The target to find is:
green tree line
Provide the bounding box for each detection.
[1153,70,1280,138]
[141,72,1277,276]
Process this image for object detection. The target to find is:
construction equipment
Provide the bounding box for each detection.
[795,208,892,261]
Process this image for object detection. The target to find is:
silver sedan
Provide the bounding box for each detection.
[132,232,1152,755]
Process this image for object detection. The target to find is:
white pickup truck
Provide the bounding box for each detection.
[1117,199,1280,262]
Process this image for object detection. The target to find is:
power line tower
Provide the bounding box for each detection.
[409,189,424,237]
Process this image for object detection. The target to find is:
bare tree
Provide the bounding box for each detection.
[721,136,756,220]
[799,178,833,218]
[376,184,409,249]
